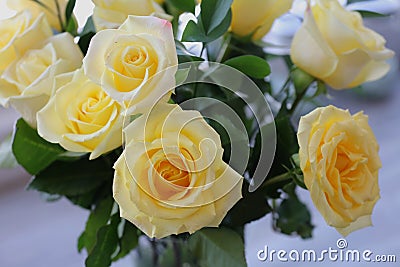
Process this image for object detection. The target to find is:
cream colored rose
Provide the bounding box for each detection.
[83,15,178,110]
[37,69,123,160]
[92,0,165,30]
[231,0,293,40]
[0,32,83,127]
[113,104,243,238]
[0,11,52,77]
[297,105,381,236]
[7,0,68,31]
[290,0,394,89]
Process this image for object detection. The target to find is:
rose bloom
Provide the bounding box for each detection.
[92,0,165,30]
[83,15,178,110]
[113,104,243,238]
[230,0,293,40]
[297,105,381,236]
[37,69,123,160]
[0,32,83,127]
[290,0,394,89]
[7,0,68,31]
[0,11,52,77]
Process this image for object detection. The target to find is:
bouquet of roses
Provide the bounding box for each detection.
[0,0,394,266]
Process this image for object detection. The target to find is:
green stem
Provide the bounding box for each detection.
[275,75,292,100]
[289,85,309,115]
[199,43,206,58]
[271,199,279,232]
[262,172,292,188]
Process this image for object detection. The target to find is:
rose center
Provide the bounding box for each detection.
[154,158,190,187]
[124,48,144,65]
[335,152,350,173]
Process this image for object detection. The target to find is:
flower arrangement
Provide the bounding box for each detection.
[0,0,395,266]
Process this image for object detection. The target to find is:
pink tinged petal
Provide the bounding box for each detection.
[119,15,177,65]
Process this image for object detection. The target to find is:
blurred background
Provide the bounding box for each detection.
[1,1,399,266]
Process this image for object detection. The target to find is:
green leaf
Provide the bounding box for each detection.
[271,110,299,174]
[224,180,271,226]
[67,188,100,210]
[275,183,313,239]
[224,55,271,79]
[167,0,196,13]
[80,16,96,36]
[357,10,387,18]
[78,16,96,54]
[65,16,78,36]
[181,20,205,42]
[0,133,18,169]
[200,0,233,34]
[158,238,196,267]
[189,228,247,267]
[12,119,65,175]
[201,9,232,42]
[65,0,76,25]
[175,67,191,86]
[78,231,86,253]
[78,32,95,54]
[181,9,232,43]
[81,197,114,253]
[28,157,113,196]
[112,221,139,261]
[85,214,120,267]
[314,80,327,97]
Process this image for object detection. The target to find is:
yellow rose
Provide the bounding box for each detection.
[0,11,52,76]
[231,0,293,40]
[0,33,83,127]
[113,104,243,238]
[290,0,394,89]
[7,0,68,31]
[92,0,165,30]
[83,15,178,109]
[37,69,123,160]
[297,105,381,236]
